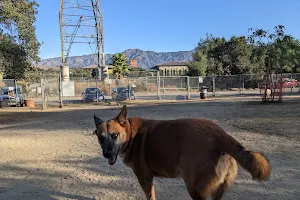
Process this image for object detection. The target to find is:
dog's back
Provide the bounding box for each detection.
[129,117,270,199]
[136,118,224,177]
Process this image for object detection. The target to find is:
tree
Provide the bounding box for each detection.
[224,36,252,74]
[0,0,40,62]
[191,34,226,75]
[206,57,223,75]
[249,45,267,74]
[70,68,92,78]
[187,51,207,76]
[247,25,286,74]
[275,36,300,73]
[192,34,253,75]
[111,53,129,79]
[0,0,40,80]
[191,25,300,76]
[0,34,29,79]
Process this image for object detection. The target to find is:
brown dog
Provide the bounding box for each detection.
[93,105,271,200]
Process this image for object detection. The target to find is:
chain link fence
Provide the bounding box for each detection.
[71,76,158,97]
[12,72,300,109]
[12,73,60,109]
[21,74,42,99]
[158,76,189,100]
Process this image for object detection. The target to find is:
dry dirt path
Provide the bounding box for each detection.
[0,99,299,200]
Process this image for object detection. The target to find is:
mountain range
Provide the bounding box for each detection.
[37,49,195,69]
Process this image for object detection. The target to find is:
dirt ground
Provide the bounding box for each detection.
[0,97,300,200]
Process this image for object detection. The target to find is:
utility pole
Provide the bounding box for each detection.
[58,0,64,108]
[91,0,106,80]
[59,0,107,86]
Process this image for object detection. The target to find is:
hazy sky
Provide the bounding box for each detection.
[34,0,300,59]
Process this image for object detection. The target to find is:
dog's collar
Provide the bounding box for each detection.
[120,119,133,154]
[121,139,131,154]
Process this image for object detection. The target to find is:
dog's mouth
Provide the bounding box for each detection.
[108,155,117,165]
[107,148,120,165]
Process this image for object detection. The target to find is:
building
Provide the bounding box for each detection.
[152,61,189,76]
[129,58,138,68]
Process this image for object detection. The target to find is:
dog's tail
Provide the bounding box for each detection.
[219,134,271,181]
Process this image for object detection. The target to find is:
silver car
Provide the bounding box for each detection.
[0,87,25,107]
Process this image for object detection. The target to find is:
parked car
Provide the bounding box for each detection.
[0,86,25,107]
[258,79,299,89]
[282,79,298,88]
[81,87,105,103]
[111,87,135,101]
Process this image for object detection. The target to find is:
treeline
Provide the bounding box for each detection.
[188,25,300,76]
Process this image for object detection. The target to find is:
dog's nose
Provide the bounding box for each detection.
[103,151,112,158]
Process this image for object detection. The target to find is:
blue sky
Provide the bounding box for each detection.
[35,0,300,59]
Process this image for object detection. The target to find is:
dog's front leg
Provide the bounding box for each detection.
[138,176,156,200]
[134,171,156,200]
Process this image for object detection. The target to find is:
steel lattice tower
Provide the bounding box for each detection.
[59,0,107,80]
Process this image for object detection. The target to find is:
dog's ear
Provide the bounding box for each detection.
[116,105,127,124]
[94,114,103,128]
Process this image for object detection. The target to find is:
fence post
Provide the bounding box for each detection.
[239,74,242,95]
[128,78,131,100]
[212,75,216,97]
[14,79,18,106]
[290,73,293,93]
[41,76,46,110]
[59,70,63,108]
[187,76,190,100]
[198,77,200,91]
[157,74,161,100]
[162,78,165,93]
[242,74,245,91]
[181,79,183,89]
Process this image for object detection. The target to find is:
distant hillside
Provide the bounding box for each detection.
[37,49,194,69]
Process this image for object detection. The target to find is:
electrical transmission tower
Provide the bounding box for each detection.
[59,0,107,80]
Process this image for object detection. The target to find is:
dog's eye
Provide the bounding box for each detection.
[111,133,119,140]
[99,135,105,143]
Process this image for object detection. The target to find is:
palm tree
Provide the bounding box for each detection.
[111,53,129,79]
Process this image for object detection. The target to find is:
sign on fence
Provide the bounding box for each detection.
[62,81,75,97]
[198,77,203,84]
